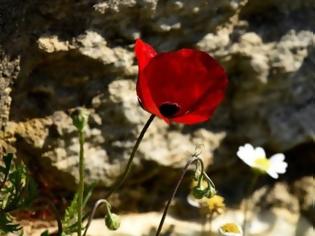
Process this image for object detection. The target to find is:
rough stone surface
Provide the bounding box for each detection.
[0,0,314,233]
[292,176,315,225]
[0,54,18,131]
[24,211,315,236]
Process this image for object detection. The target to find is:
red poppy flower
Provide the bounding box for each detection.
[135,39,228,125]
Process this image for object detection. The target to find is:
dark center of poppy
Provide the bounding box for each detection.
[159,102,180,117]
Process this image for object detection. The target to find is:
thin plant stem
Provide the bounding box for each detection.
[196,158,204,187]
[194,158,215,192]
[83,115,155,236]
[242,172,259,236]
[82,199,111,236]
[105,114,155,198]
[155,156,205,236]
[200,211,209,236]
[207,211,214,236]
[78,129,85,236]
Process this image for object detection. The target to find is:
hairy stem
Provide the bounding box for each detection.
[155,156,205,236]
[78,130,85,236]
[105,114,155,198]
[83,115,155,236]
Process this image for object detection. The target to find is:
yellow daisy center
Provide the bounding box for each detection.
[207,195,225,213]
[253,157,270,172]
[221,223,241,233]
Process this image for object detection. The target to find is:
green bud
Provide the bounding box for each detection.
[71,108,89,131]
[204,186,217,198]
[192,186,207,199]
[105,213,120,231]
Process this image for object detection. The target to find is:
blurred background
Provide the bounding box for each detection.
[0,0,314,235]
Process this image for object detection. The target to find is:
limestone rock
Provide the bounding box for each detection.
[38,36,73,53]
[292,176,315,224]
[0,0,314,233]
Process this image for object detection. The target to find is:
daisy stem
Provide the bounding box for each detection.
[242,172,260,236]
[200,212,207,236]
[155,156,205,236]
[207,211,214,236]
[82,114,155,236]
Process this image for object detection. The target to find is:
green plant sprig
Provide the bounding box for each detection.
[0,153,37,234]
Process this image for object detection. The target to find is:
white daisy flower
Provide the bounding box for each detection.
[236,143,287,179]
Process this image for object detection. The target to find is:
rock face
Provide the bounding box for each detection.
[0,0,314,232]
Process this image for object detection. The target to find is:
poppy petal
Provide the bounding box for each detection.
[142,49,227,122]
[134,39,157,72]
[134,39,160,115]
[172,114,209,125]
[171,90,226,124]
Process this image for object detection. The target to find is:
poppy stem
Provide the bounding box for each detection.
[155,156,205,236]
[82,114,155,236]
[82,199,107,236]
[105,114,155,198]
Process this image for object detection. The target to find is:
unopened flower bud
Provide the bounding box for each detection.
[105,213,120,231]
[192,186,207,199]
[204,186,216,198]
[71,108,89,131]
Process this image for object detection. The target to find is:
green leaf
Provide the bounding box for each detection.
[0,153,38,234]
[20,176,38,208]
[3,153,13,172]
[0,212,21,234]
[62,183,95,235]
[40,230,50,236]
[0,153,13,191]
[62,192,79,234]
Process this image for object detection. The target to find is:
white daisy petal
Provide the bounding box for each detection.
[270,153,287,174]
[266,168,279,179]
[186,194,201,208]
[237,144,256,166]
[269,153,285,162]
[244,143,254,150]
[275,163,287,173]
[254,147,266,158]
[237,144,287,178]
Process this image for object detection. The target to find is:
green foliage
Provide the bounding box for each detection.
[0,213,21,234]
[61,184,95,235]
[0,153,37,235]
[40,230,50,236]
